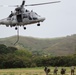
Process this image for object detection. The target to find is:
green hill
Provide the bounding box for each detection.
[0,34,76,56]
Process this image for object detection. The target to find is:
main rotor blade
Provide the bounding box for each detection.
[0,1,60,7]
[0,5,19,7]
[0,5,11,7]
[25,1,61,7]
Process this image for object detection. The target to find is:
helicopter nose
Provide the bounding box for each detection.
[40,17,45,22]
[0,18,8,24]
[0,19,5,24]
[0,20,2,24]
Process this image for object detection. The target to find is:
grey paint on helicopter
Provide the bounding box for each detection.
[0,0,76,38]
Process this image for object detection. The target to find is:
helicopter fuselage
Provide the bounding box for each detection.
[0,0,60,30]
[0,8,45,28]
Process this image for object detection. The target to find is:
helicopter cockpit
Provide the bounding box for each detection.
[30,11,40,20]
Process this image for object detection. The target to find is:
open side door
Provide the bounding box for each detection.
[16,14,22,22]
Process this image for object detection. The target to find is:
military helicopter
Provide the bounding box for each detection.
[0,0,60,30]
[0,0,60,45]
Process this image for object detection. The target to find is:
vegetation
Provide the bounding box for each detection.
[0,44,76,68]
[0,67,76,75]
[0,34,76,56]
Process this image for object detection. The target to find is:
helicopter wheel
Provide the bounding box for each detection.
[6,25,9,27]
[15,27,18,30]
[23,27,26,30]
[37,23,40,26]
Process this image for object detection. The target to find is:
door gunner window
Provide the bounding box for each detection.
[16,14,22,22]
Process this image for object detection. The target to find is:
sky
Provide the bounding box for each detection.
[0,0,76,38]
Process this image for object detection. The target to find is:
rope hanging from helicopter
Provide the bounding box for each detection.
[14,26,19,45]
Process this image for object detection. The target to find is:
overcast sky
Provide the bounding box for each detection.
[0,0,76,38]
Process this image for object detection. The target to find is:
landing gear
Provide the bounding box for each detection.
[15,27,18,30]
[6,25,9,27]
[23,27,26,30]
[15,26,26,30]
[37,23,40,26]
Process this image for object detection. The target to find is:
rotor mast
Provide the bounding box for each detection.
[21,0,25,8]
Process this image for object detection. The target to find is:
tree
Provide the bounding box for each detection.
[0,44,8,54]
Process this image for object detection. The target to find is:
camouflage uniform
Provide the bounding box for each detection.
[71,66,75,75]
[53,67,58,75]
[44,66,50,75]
[61,68,66,75]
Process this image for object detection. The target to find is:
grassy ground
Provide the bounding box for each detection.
[0,67,75,75]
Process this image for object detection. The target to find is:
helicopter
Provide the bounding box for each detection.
[0,0,60,30]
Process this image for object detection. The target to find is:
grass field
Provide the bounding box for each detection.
[0,67,76,75]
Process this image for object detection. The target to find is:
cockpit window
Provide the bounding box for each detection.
[33,17,37,20]
[35,13,38,15]
[35,13,40,17]
[29,16,32,20]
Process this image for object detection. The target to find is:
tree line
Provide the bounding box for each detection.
[0,44,76,68]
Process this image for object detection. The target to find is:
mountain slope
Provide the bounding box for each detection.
[0,34,76,56]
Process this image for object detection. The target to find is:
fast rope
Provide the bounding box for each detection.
[14,26,19,45]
